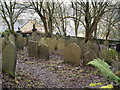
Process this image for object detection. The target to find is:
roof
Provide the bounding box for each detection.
[20,19,45,34]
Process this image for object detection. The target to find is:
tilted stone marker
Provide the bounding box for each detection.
[45,38,53,53]
[67,37,79,46]
[0,38,2,50]
[28,40,38,58]
[90,43,100,57]
[23,37,27,47]
[99,47,113,65]
[2,40,17,77]
[64,43,81,65]
[17,34,24,50]
[103,40,109,48]
[30,32,37,41]
[38,44,49,60]
[57,38,65,55]
[79,40,91,59]
[45,38,57,54]
[52,38,58,51]
[83,50,98,66]
[38,38,46,46]
[2,38,6,50]
[8,34,15,45]
[36,35,41,41]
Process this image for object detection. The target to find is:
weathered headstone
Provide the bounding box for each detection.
[36,35,41,41]
[26,34,30,46]
[67,37,79,46]
[28,40,38,58]
[17,34,24,50]
[52,38,58,51]
[64,43,81,65]
[2,38,6,51]
[23,37,27,47]
[55,33,60,40]
[56,38,65,55]
[45,38,53,53]
[38,38,46,46]
[0,38,2,51]
[29,32,37,41]
[8,34,15,45]
[79,40,91,59]
[99,47,113,65]
[83,50,97,66]
[90,43,100,57]
[38,44,49,60]
[2,40,17,77]
[45,38,57,54]
[103,40,109,48]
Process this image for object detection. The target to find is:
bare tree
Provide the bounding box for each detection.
[72,0,110,42]
[103,3,120,40]
[71,2,82,38]
[29,0,55,37]
[0,0,27,36]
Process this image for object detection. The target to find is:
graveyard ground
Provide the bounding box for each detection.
[2,47,110,88]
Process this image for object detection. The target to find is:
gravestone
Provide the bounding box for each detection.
[83,50,97,66]
[64,43,81,65]
[52,38,58,51]
[99,47,113,65]
[38,38,46,46]
[55,33,60,40]
[45,38,53,53]
[29,32,37,41]
[103,40,109,48]
[2,40,17,77]
[0,38,2,50]
[67,37,79,46]
[2,38,6,51]
[28,40,38,58]
[8,34,15,45]
[90,43,100,57]
[36,35,41,41]
[23,37,27,47]
[38,44,49,60]
[26,34,30,46]
[57,38,65,55]
[17,34,24,50]
[79,40,91,59]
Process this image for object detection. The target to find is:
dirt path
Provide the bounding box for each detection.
[2,47,109,88]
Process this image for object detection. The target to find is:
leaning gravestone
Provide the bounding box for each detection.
[17,34,24,50]
[90,42,100,57]
[2,38,6,51]
[52,38,58,51]
[23,37,27,47]
[0,41,1,50]
[56,37,65,55]
[26,34,30,46]
[28,40,38,58]
[38,44,49,60]
[8,34,15,45]
[45,38,53,53]
[103,40,109,48]
[83,50,97,66]
[45,38,57,54]
[79,40,91,59]
[31,32,37,41]
[38,38,46,46]
[67,37,79,46]
[2,40,17,77]
[99,47,113,65]
[64,43,81,65]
